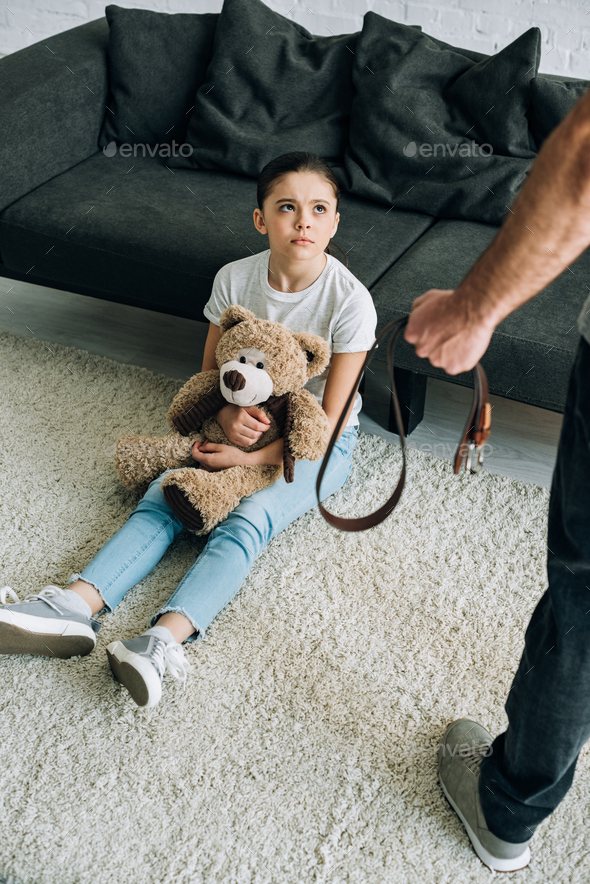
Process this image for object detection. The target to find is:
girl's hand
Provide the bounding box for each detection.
[191,439,245,472]
[216,403,271,447]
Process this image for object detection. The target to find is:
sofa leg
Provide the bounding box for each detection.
[388,368,427,436]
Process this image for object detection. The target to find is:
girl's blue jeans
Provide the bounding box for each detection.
[69,426,358,643]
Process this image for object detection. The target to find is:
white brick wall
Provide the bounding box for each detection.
[0,0,589,79]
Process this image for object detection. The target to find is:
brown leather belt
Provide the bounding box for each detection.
[316,316,492,531]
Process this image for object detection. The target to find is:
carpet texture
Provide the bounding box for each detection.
[0,328,588,884]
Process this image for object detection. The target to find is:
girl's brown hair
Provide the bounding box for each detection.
[257,151,349,269]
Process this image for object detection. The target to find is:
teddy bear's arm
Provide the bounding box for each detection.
[166,369,227,436]
[287,389,332,464]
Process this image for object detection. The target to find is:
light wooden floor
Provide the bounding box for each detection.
[1,279,564,488]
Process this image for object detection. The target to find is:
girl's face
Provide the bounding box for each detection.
[253,171,340,259]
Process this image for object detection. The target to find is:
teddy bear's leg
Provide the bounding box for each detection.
[161,464,283,535]
[114,432,202,492]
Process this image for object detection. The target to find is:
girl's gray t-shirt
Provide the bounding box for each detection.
[203,249,378,428]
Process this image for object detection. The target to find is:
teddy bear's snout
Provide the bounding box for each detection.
[220,359,274,406]
[223,369,246,392]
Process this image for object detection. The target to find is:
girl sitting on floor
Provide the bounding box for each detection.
[0,150,378,709]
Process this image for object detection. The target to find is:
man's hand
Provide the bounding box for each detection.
[191,439,246,471]
[216,403,271,447]
[403,288,496,375]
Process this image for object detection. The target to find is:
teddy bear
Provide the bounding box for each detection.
[113,305,333,535]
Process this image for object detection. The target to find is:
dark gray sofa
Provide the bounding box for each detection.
[1,13,588,435]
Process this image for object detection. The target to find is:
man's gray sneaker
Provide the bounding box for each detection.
[106,633,193,709]
[438,719,532,872]
[0,585,101,659]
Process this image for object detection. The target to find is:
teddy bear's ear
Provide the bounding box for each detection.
[219,305,256,334]
[292,332,332,379]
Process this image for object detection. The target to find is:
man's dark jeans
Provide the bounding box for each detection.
[478,334,590,843]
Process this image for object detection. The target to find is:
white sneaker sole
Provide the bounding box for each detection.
[106,641,162,708]
[0,610,97,658]
[439,776,531,872]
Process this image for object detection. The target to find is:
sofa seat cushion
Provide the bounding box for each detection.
[98,5,219,149]
[0,151,436,320]
[168,0,359,176]
[344,13,541,227]
[370,219,587,412]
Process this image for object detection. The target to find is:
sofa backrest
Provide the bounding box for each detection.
[0,18,110,214]
[1,10,589,219]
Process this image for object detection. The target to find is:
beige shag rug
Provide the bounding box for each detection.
[0,328,588,884]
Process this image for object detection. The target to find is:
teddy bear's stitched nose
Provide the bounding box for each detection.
[223,369,246,392]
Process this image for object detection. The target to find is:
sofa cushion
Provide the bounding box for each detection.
[354,27,586,153]
[98,4,219,149]
[369,219,586,412]
[0,18,109,215]
[528,77,590,149]
[0,152,435,319]
[344,14,541,226]
[167,0,359,176]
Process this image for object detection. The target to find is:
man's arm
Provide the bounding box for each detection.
[404,86,590,374]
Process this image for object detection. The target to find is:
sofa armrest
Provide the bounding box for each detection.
[0,18,109,214]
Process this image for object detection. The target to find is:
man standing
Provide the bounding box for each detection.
[404,87,590,871]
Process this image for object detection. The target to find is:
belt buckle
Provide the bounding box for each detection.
[465,440,485,474]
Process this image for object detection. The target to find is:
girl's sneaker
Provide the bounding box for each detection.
[0,585,102,659]
[106,633,193,709]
